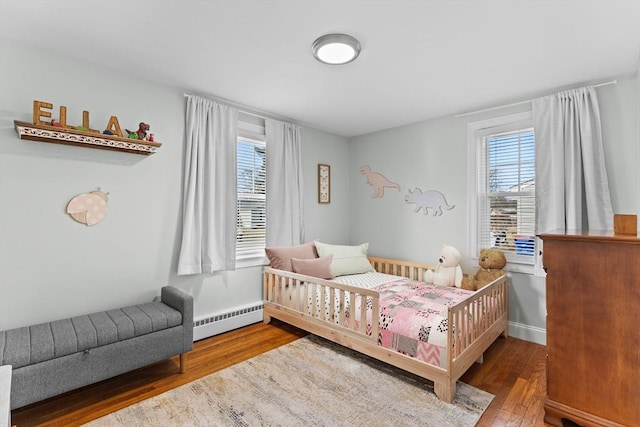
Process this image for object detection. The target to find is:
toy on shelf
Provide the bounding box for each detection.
[125,122,150,140]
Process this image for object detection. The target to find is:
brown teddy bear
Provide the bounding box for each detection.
[461,249,507,291]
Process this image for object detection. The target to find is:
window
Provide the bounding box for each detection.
[236,116,267,266]
[236,132,266,262]
[468,112,539,274]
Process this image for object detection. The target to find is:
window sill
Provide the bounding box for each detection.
[504,262,534,275]
[504,261,547,277]
[235,255,268,269]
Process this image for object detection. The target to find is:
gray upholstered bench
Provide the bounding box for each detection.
[0,286,193,410]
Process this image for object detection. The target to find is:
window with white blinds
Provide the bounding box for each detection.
[236,137,266,259]
[479,128,535,262]
[469,112,537,271]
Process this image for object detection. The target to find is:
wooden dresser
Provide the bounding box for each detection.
[539,230,640,427]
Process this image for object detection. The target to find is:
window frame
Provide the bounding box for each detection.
[235,120,268,269]
[467,111,542,275]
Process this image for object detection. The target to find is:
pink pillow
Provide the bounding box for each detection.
[265,242,318,272]
[291,255,334,279]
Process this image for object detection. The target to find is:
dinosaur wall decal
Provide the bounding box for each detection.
[360,165,401,198]
[405,188,455,216]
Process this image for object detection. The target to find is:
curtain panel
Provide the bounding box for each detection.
[177,96,238,275]
[265,119,305,247]
[533,86,613,233]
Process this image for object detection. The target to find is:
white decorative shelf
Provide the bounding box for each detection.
[14,121,162,155]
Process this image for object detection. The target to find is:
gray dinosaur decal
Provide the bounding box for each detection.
[405,188,455,216]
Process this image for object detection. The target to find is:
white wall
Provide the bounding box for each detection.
[597,77,639,216]
[1,38,636,343]
[0,40,350,330]
[349,115,479,263]
[348,76,639,344]
[300,127,351,244]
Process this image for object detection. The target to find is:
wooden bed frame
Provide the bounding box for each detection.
[263,256,508,403]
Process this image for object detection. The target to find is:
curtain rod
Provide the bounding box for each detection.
[455,80,617,118]
[183,92,298,124]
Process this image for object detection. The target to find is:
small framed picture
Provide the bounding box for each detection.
[318,164,330,204]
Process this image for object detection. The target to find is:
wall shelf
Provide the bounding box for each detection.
[14,121,162,155]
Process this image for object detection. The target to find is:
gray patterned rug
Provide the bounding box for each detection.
[87,335,493,427]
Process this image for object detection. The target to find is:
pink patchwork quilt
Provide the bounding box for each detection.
[345,278,474,368]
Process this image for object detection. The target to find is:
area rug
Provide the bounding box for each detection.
[86,335,493,427]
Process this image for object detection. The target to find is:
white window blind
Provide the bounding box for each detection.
[478,128,535,263]
[236,137,266,259]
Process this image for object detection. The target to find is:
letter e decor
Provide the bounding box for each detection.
[360,165,401,198]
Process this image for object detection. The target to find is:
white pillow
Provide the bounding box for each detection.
[314,242,375,277]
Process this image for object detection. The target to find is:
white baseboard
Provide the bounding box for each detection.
[193,302,264,341]
[193,306,546,346]
[507,321,546,345]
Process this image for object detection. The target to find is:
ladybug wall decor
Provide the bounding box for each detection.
[66,189,108,226]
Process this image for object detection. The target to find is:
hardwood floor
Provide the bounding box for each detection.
[460,331,548,426]
[11,320,548,426]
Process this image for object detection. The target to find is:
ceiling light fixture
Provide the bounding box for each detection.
[312,34,361,65]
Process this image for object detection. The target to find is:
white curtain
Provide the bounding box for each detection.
[177,96,238,275]
[265,119,305,247]
[533,86,613,233]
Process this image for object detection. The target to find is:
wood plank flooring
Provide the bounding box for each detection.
[11,319,549,426]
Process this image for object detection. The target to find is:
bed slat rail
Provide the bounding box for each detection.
[263,267,379,343]
[448,274,508,364]
[368,257,435,281]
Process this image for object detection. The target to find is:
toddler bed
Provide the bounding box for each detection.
[263,256,508,403]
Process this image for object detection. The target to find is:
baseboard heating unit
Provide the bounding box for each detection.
[193,302,264,341]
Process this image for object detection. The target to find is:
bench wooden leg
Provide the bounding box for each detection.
[180,353,187,374]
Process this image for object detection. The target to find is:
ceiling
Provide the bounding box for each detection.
[1,0,639,138]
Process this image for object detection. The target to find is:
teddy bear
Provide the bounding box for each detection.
[424,245,463,287]
[461,248,507,291]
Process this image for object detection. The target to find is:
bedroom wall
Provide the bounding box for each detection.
[1,38,636,342]
[299,127,352,245]
[348,75,639,344]
[597,77,639,217]
[0,40,350,331]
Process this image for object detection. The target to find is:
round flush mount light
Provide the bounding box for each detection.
[312,34,361,65]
